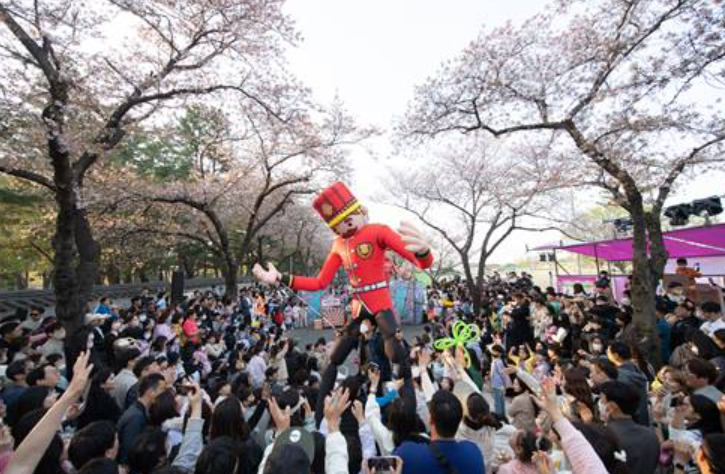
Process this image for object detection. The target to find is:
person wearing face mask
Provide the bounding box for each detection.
[670,302,701,354]
[607,341,650,425]
[699,301,725,338]
[598,381,660,474]
[668,394,725,474]
[589,338,605,356]
[665,281,687,309]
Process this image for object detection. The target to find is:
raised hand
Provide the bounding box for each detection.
[532,451,555,474]
[252,262,281,286]
[368,367,381,389]
[533,378,564,423]
[398,221,431,255]
[65,351,93,401]
[418,348,431,368]
[455,346,467,368]
[351,400,365,423]
[324,388,351,433]
[268,397,292,432]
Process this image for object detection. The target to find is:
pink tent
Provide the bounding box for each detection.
[537,223,725,261]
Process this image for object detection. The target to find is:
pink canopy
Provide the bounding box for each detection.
[537,223,725,261]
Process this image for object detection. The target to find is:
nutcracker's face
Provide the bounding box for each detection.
[332,208,368,239]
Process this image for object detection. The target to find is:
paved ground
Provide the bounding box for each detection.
[287,324,428,375]
[286,324,427,348]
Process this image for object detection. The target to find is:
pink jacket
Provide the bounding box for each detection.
[497,460,539,474]
[553,419,609,474]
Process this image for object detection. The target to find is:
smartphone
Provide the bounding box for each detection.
[367,457,398,473]
[176,385,196,396]
[670,397,682,408]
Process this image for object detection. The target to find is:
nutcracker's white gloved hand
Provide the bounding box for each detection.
[398,220,431,255]
[252,262,282,286]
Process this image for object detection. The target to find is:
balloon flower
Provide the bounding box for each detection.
[433,321,481,367]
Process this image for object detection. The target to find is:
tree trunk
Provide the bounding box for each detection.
[13,273,27,289]
[107,262,121,285]
[42,272,52,289]
[137,267,148,282]
[74,209,100,306]
[627,198,662,367]
[52,183,85,375]
[221,256,239,300]
[459,252,480,316]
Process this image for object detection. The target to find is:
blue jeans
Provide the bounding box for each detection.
[492,387,506,418]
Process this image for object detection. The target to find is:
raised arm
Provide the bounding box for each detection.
[283,250,342,291]
[5,352,93,474]
[537,379,609,474]
[376,223,433,270]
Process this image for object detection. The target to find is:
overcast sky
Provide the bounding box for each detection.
[283,0,724,265]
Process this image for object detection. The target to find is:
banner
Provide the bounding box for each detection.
[320,294,346,327]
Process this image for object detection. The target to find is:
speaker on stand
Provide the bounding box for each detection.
[171,271,185,306]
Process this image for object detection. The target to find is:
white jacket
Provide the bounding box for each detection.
[365,393,395,455]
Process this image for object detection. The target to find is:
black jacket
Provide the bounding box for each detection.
[117,401,148,464]
[607,418,660,474]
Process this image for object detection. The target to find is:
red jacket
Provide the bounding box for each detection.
[288,224,434,316]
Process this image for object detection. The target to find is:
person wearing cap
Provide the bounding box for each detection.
[253,182,434,408]
[260,389,353,474]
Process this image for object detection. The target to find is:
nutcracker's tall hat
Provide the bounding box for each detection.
[313,182,362,228]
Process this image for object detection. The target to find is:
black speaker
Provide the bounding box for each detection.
[171,271,185,305]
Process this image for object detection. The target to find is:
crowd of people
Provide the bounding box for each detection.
[0,268,724,474]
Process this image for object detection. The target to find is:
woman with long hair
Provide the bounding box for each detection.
[76,366,121,430]
[148,389,185,457]
[209,396,263,474]
[456,392,504,474]
[387,397,429,448]
[562,367,597,422]
[682,394,723,437]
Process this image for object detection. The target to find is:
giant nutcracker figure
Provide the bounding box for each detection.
[253,182,433,402]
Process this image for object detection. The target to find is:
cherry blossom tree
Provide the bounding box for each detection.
[400,0,725,358]
[107,102,365,299]
[0,0,311,362]
[386,135,566,315]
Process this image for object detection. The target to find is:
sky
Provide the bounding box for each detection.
[282,0,725,265]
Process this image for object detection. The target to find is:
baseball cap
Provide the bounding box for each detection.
[265,428,315,474]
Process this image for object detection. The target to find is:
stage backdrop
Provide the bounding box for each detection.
[299,278,427,326]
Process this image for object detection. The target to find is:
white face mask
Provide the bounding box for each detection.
[139,314,148,323]
[591,343,603,353]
